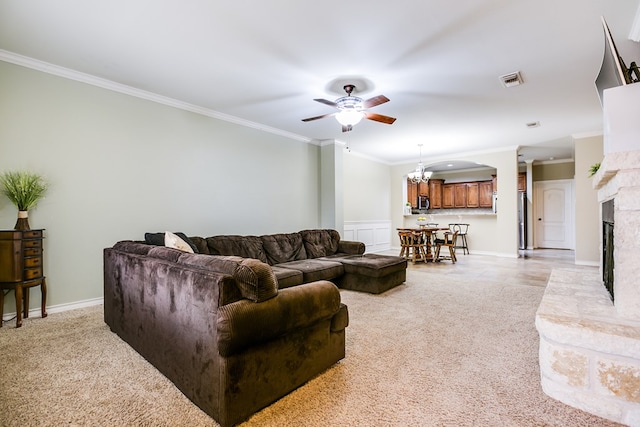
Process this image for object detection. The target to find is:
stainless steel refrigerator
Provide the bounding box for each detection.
[518,192,527,250]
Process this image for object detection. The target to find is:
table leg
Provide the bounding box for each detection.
[23,285,30,319]
[0,288,4,328]
[41,278,48,319]
[424,231,434,261]
[15,284,23,328]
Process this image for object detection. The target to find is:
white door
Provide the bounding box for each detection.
[534,180,574,249]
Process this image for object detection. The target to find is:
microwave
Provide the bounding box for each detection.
[418,196,430,210]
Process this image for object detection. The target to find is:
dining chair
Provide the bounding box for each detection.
[398,230,427,263]
[423,223,440,248]
[448,223,469,255]
[434,230,458,263]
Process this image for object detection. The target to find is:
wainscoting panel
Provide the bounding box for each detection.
[343,221,392,253]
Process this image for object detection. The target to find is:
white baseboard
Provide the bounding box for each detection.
[575,260,599,267]
[2,297,103,322]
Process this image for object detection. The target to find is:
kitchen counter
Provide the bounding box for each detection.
[405,208,495,216]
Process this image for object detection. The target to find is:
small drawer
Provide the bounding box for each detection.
[23,230,43,239]
[23,239,42,249]
[23,267,43,280]
[24,257,42,268]
[23,247,42,257]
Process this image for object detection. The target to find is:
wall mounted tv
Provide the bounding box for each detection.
[595,16,640,106]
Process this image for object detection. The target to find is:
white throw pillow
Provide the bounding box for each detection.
[164,231,194,253]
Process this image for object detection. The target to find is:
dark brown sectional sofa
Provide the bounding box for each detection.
[103,229,406,426]
[186,229,407,294]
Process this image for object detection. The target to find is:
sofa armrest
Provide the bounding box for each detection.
[338,240,365,255]
[216,280,342,357]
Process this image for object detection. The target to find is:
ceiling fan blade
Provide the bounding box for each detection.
[364,112,396,124]
[301,112,336,122]
[363,95,390,108]
[342,124,353,133]
[313,98,338,108]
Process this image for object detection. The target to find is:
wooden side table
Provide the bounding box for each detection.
[0,229,47,328]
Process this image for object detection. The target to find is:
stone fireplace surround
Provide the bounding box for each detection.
[536,83,640,427]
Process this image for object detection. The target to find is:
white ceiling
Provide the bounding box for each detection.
[1,0,639,167]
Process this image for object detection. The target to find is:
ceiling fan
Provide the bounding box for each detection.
[301,84,396,132]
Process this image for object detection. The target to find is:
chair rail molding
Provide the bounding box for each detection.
[343,221,392,253]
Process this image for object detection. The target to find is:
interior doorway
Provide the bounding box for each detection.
[533,179,575,249]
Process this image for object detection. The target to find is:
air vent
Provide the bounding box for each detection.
[500,71,524,88]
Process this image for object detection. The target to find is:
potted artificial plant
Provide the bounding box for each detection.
[0,171,48,230]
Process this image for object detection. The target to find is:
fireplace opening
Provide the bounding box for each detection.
[602,199,614,302]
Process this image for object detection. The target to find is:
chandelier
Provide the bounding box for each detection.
[408,144,433,183]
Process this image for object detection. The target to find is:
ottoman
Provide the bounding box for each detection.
[328,254,407,294]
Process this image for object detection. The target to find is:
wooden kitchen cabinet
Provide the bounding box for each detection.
[407,180,418,208]
[518,173,526,192]
[413,178,493,209]
[429,179,443,209]
[418,181,430,197]
[442,184,454,208]
[454,184,467,208]
[466,182,479,207]
[479,180,493,208]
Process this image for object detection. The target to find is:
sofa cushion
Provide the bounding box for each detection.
[275,259,344,283]
[270,266,304,289]
[177,253,277,303]
[165,231,195,253]
[187,236,209,254]
[206,235,268,263]
[144,232,199,253]
[299,229,340,258]
[337,240,366,255]
[260,233,307,265]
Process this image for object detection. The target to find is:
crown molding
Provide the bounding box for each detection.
[0,49,312,143]
[572,130,603,139]
[533,158,574,166]
[391,144,522,167]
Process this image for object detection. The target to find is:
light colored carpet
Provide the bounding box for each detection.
[0,253,622,426]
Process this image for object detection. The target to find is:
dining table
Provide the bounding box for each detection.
[397,226,450,262]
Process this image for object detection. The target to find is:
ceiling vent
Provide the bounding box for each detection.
[500,71,524,88]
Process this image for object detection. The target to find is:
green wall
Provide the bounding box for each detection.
[343,152,391,222]
[0,61,324,314]
[533,161,575,181]
[574,135,603,265]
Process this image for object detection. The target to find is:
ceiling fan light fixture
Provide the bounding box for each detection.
[302,83,395,131]
[336,109,364,126]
